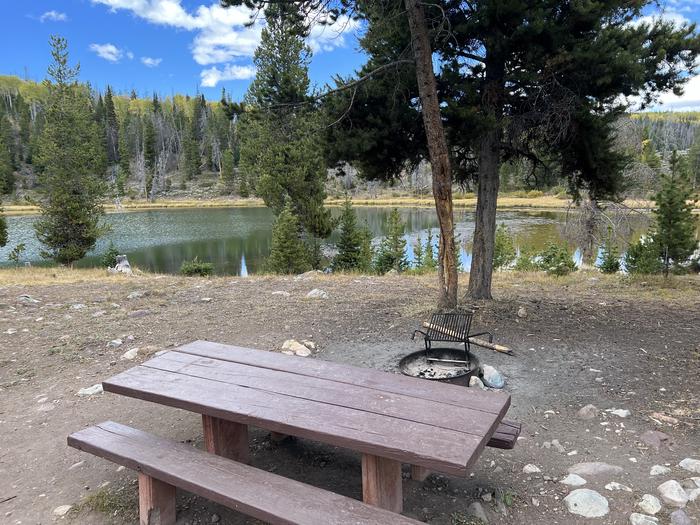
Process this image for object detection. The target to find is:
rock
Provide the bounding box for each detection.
[609,408,631,418]
[211,514,221,523]
[605,482,632,492]
[467,501,490,524]
[110,255,132,275]
[294,270,323,281]
[77,384,103,397]
[629,513,659,525]
[670,510,693,525]
[71,303,87,310]
[53,505,72,517]
[281,339,311,357]
[650,465,671,476]
[385,269,398,276]
[543,439,565,453]
[638,494,662,515]
[560,474,587,487]
[306,288,328,299]
[657,480,689,507]
[200,297,212,303]
[108,338,123,348]
[523,464,541,474]
[685,488,700,502]
[517,306,528,318]
[92,310,107,317]
[469,376,487,390]
[128,309,151,318]
[127,291,145,300]
[577,404,599,420]
[271,291,291,297]
[481,365,505,389]
[302,340,316,351]
[18,294,41,304]
[68,460,85,470]
[120,348,139,360]
[679,458,700,474]
[640,430,672,451]
[568,462,623,478]
[564,489,609,518]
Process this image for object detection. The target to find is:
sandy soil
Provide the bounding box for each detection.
[1,270,698,525]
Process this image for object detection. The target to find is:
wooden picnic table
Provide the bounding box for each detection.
[102,340,511,513]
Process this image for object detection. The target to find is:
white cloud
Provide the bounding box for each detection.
[89,43,124,62]
[126,51,135,60]
[200,64,256,87]
[40,10,68,22]
[653,74,700,111]
[141,56,162,67]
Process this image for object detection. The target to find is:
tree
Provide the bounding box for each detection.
[0,200,7,248]
[597,228,621,274]
[332,196,372,272]
[34,36,107,265]
[493,224,516,270]
[654,151,698,276]
[266,199,311,274]
[374,208,408,273]
[0,117,14,195]
[237,2,331,238]
[104,85,120,166]
[220,149,235,194]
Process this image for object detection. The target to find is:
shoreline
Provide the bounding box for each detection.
[1,195,660,216]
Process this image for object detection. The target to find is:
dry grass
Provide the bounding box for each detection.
[0,266,131,286]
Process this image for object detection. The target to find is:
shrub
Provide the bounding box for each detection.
[597,230,621,274]
[101,242,120,268]
[493,224,516,270]
[526,189,544,198]
[537,242,577,276]
[374,208,408,274]
[8,243,26,265]
[180,257,214,277]
[624,236,663,274]
[514,247,538,271]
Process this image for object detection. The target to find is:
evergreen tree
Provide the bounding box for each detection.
[239,171,249,198]
[220,149,235,194]
[654,151,698,276]
[332,197,371,272]
[104,85,120,166]
[266,199,311,274]
[143,117,156,174]
[597,228,621,274]
[34,36,107,265]
[412,236,424,270]
[0,117,14,195]
[238,2,330,237]
[421,229,437,271]
[0,200,7,248]
[493,224,516,270]
[374,208,408,273]
[641,128,661,170]
[183,122,200,181]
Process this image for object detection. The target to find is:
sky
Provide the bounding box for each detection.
[2,0,700,108]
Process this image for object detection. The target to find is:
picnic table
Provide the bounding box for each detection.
[101,340,512,514]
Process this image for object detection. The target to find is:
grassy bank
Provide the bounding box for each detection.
[1,194,660,216]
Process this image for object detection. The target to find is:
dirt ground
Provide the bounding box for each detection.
[1,269,698,525]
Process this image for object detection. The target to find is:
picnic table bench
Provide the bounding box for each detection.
[69,340,514,523]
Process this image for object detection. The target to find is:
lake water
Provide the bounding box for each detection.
[0,206,647,274]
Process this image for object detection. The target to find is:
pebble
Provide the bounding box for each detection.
[650,465,671,476]
[605,482,632,492]
[71,303,87,310]
[127,291,145,299]
[670,510,693,525]
[577,404,599,420]
[638,494,662,515]
[467,501,490,524]
[53,505,72,517]
[517,306,528,318]
[200,297,212,303]
[271,291,291,297]
[469,376,487,390]
[211,514,221,523]
[560,474,587,487]
[306,289,328,299]
[92,310,107,317]
[281,339,311,357]
[563,489,609,518]
[128,309,150,318]
[657,480,689,507]
[609,408,631,418]
[543,439,565,453]
[302,340,316,350]
[679,458,700,474]
[568,462,623,478]
[77,384,103,397]
[120,348,139,360]
[108,338,123,348]
[481,365,505,389]
[629,513,659,525]
[523,464,541,474]
[18,294,41,303]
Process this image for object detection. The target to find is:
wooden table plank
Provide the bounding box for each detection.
[176,340,509,415]
[103,365,483,476]
[145,351,502,438]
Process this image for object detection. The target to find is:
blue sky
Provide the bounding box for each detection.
[2,1,700,108]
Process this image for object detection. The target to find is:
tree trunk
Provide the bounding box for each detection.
[467,48,505,300]
[405,0,458,309]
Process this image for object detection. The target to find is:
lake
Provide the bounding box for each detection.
[0,206,648,274]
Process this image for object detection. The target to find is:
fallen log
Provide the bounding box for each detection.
[421,322,514,356]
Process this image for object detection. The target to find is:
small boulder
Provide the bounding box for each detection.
[577,404,599,420]
[306,289,328,299]
[302,340,316,351]
[609,408,631,418]
[679,458,700,474]
[650,465,671,476]
[120,348,139,360]
[481,365,505,389]
[568,462,623,478]
[294,270,323,281]
[53,505,73,517]
[18,294,41,304]
[560,474,587,487]
[111,255,132,275]
[657,480,689,507]
[605,482,632,492]
[77,384,103,397]
[107,338,123,348]
[523,464,541,474]
[564,489,609,518]
[638,494,662,515]
[629,513,659,525]
[281,339,311,357]
[127,291,145,300]
[670,510,693,525]
[469,376,487,390]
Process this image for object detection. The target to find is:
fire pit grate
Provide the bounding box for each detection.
[399,347,480,386]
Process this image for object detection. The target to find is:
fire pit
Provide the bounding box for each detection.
[399,347,480,387]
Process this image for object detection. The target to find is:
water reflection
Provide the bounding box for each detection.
[0,206,654,275]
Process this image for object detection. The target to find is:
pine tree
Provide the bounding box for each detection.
[597,227,621,274]
[332,197,371,272]
[374,208,408,273]
[239,171,249,198]
[0,117,14,195]
[413,236,424,270]
[34,36,107,265]
[220,149,235,193]
[654,151,698,276]
[641,128,661,170]
[422,229,438,271]
[104,85,120,166]
[238,3,330,237]
[266,199,311,274]
[0,200,7,248]
[183,124,200,181]
[493,224,516,270]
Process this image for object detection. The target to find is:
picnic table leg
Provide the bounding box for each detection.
[410,465,431,482]
[361,454,403,513]
[138,473,176,525]
[202,415,249,464]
